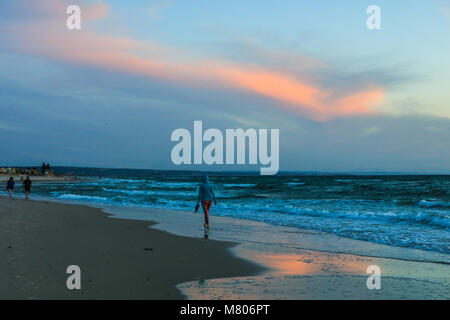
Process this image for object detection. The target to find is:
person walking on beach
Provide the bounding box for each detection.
[196,175,217,231]
[23,176,32,200]
[6,177,14,199]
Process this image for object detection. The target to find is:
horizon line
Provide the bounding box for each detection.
[1,165,449,176]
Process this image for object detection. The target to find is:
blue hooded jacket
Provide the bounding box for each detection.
[197,175,216,203]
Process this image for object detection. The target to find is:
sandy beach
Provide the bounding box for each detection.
[0,196,261,299]
[1,194,449,300]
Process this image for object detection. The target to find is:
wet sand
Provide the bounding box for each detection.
[179,246,450,299]
[0,197,261,299]
[107,206,450,300]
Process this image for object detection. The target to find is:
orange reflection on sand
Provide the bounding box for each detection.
[241,249,368,276]
[258,254,320,275]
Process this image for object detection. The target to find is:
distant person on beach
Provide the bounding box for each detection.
[196,175,217,231]
[23,176,32,200]
[6,177,14,198]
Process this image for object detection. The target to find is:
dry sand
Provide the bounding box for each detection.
[0,197,261,299]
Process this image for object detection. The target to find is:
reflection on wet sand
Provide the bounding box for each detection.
[178,245,449,299]
[240,250,366,276]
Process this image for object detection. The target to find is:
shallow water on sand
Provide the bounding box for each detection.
[105,206,450,299]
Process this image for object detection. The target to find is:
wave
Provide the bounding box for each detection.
[100,178,141,183]
[56,194,108,202]
[285,182,305,186]
[222,194,268,200]
[102,188,153,196]
[212,197,450,229]
[101,188,195,199]
[222,184,257,188]
[418,199,450,209]
[290,207,450,230]
[150,182,199,188]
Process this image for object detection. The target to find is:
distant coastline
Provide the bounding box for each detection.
[2,165,448,178]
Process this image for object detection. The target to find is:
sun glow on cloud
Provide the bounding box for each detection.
[6,0,384,121]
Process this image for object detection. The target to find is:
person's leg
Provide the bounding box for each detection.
[26,190,30,199]
[203,200,212,229]
[8,189,12,198]
[201,200,211,229]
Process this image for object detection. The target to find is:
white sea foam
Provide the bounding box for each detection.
[56,194,108,201]
[222,184,258,188]
[419,199,450,208]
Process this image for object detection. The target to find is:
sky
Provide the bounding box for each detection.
[0,0,449,173]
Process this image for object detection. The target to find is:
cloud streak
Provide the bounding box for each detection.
[4,0,384,121]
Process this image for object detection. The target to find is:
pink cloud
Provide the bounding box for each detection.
[7,0,384,121]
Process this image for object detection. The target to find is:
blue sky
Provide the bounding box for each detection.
[0,0,449,172]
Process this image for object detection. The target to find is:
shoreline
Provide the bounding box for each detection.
[104,206,450,264]
[1,194,449,299]
[7,191,450,261]
[5,193,450,264]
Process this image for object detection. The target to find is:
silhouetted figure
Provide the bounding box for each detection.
[196,175,217,231]
[41,163,46,175]
[23,176,32,200]
[6,177,14,199]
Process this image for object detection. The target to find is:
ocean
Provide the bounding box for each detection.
[25,168,450,254]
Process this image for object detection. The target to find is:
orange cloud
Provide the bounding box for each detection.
[7,0,384,121]
[332,89,384,115]
[212,65,321,107]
